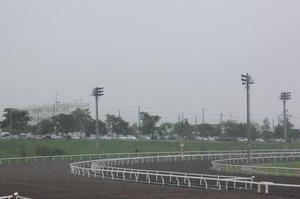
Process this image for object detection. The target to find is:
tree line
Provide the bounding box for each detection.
[0,108,300,141]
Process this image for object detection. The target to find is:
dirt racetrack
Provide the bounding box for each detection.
[0,159,299,199]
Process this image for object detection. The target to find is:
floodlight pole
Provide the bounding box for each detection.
[283,96,287,142]
[95,94,99,153]
[241,73,254,162]
[92,87,104,157]
[280,92,291,143]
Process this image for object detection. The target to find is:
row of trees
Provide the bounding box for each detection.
[0,108,130,137]
[0,108,31,133]
[171,117,300,141]
[1,108,300,141]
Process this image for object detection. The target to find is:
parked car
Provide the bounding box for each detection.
[126,135,137,140]
[237,137,248,142]
[194,136,204,141]
[87,135,96,140]
[255,138,265,142]
[140,135,151,140]
[208,136,217,141]
[274,138,285,143]
[100,135,111,140]
[169,134,178,140]
[19,133,29,139]
[118,135,127,140]
[51,134,63,139]
[38,135,51,139]
[0,132,12,139]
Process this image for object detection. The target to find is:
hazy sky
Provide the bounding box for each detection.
[1,0,299,127]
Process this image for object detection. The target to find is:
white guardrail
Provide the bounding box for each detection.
[69,149,300,195]
[211,152,300,176]
[1,149,300,165]
[1,149,300,196]
[0,195,31,199]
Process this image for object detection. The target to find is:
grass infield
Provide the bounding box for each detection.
[253,161,300,176]
[0,139,300,158]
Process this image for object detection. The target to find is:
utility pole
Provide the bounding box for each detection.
[220,112,222,124]
[280,92,292,143]
[55,92,59,104]
[220,113,224,135]
[52,104,55,119]
[241,73,254,162]
[92,87,104,157]
[272,118,275,134]
[9,109,13,134]
[195,115,198,125]
[202,108,205,124]
[181,112,184,135]
[37,108,40,124]
[138,106,141,139]
[118,110,121,118]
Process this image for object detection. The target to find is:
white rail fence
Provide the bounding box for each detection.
[1,149,300,195]
[211,152,300,176]
[69,150,300,195]
[0,195,31,199]
[0,150,255,165]
[70,155,255,191]
[1,149,300,165]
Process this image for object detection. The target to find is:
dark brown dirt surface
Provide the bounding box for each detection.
[0,160,299,199]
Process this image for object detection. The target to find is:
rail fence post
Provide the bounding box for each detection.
[265,184,270,194]
[176,177,180,186]
[161,176,165,185]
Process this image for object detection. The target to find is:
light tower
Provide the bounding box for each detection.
[280,92,291,143]
[92,87,104,156]
[241,73,254,161]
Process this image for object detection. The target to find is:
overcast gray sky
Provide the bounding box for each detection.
[0,0,299,127]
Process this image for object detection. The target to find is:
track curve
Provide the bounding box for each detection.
[70,150,300,197]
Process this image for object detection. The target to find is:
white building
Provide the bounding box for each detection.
[25,101,89,125]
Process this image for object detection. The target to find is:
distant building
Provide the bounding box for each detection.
[24,101,89,125]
